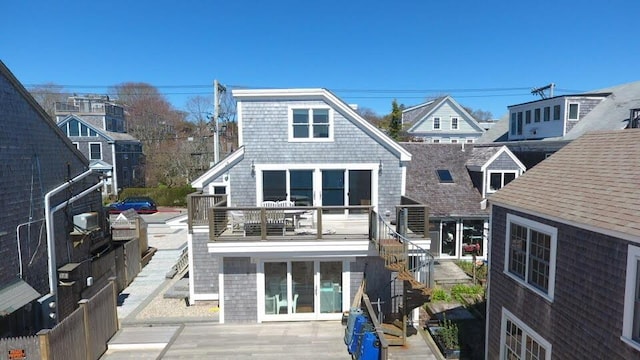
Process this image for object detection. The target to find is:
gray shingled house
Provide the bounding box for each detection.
[476,80,640,169]
[402,143,525,260]
[0,61,109,336]
[55,96,145,198]
[186,88,436,328]
[486,129,640,359]
[402,96,485,144]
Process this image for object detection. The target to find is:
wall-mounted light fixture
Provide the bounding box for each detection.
[379,159,383,173]
[251,160,255,175]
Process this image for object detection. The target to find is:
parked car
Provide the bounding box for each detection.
[108,196,158,214]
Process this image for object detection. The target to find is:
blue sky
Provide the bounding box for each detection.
[2,0,638,119]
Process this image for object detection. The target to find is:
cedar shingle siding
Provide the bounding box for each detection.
[488,205,637,359]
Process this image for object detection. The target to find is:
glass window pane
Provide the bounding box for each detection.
[534,109,541,123]
[265,262,287,314]
[89,144,101,160]
[504,173,516,186]
[462,220,484,256]
[293,109,309,124]
[290,170,313,206]
[291,261,314,314]
[312,109,329,124]
[293,124,309,138]
[553,105,561,120]
[509,224,527,279]
[569,104,579,119]
[313,124,329,138]
[442,221,457,256]
[69,119,79,136]
[320,262,342,313]
[528,230,550,292]
[263,170,286,201]
[490,173,502,191]
[543,107,550,122]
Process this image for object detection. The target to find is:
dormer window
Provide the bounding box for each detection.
[488,171,517,193]
[289,107,333,142]
[436,169,454,183]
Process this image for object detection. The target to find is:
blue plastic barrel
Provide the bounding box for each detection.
[348,315,368,354]
[344,308,363,345]
[358,331,380,360]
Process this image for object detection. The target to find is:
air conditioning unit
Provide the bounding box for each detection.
[58,262,81,281]
[73,212,99,231]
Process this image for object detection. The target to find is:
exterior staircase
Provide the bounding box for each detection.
[369,210,435,346]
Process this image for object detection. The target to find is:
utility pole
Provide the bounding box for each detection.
[213,80,227,164]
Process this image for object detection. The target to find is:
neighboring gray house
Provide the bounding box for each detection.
[486,129,640,359]
[476,81,640,168]
[402,143,525,259]
[0,61,108,336]
[55,96,144,197]
[402,96,485,143]
[186,88,434,325]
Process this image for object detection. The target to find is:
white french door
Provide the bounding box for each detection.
[260,259,347,321]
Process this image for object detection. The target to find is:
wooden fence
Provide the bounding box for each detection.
[0,335,41,360]
[39,278,118,360]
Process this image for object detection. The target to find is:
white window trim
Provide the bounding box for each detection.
[622,244,640,351]
[500,308,552,360]
[288,106,334,142]
[432,137,441,143]
[450,138,458,144]
[72,142,80,149]
[88,142,102,160]
[466,138,475,143]
[568,102,580,121]
[504,213,557,301]
[450,116,459,130]
[486,170,519,194]
[433,117,441,130]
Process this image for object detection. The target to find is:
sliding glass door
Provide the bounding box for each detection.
[262,260,344,320]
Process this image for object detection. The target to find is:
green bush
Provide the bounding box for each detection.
[117,185,195,207]
[450,283,484,303]
[430,287,452,302]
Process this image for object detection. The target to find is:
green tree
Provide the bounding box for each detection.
[388,99,402,141]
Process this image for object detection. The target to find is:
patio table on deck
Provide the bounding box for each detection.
[284,209,308,229]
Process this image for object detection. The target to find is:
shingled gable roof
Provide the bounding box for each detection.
[402,143,487,217]
[57,114,139,142]
[232,88,411,162]
[403,96,485,133]
[489,129,640,241]
[0,61,87,164]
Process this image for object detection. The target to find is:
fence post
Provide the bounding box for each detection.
[316,207,322,239]
[37,329,51,360]
[79,299,91,360]
[109,276,119,332]
[423,205,429,239]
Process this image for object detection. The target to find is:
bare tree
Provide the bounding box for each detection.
[28,83,68,120]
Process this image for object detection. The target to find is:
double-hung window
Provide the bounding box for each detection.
[568,103,579,120]
[433,117,441,130]
[451,117,459,130]
[290,107,332,141]
[505,214,557,300]
[89,143,102,160]
[501,308,551,359]
[622,245,640,350]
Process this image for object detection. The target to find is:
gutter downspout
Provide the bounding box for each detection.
[111,142,118,198]
[44,169,103,321]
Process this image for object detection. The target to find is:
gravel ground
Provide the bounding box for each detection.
[130,274,220,322]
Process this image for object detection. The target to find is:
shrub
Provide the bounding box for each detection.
[450,283,484,303]
[430,287,452,302]
[438,315,459,350]
[455,260,487,281]
[118,185,195,207]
